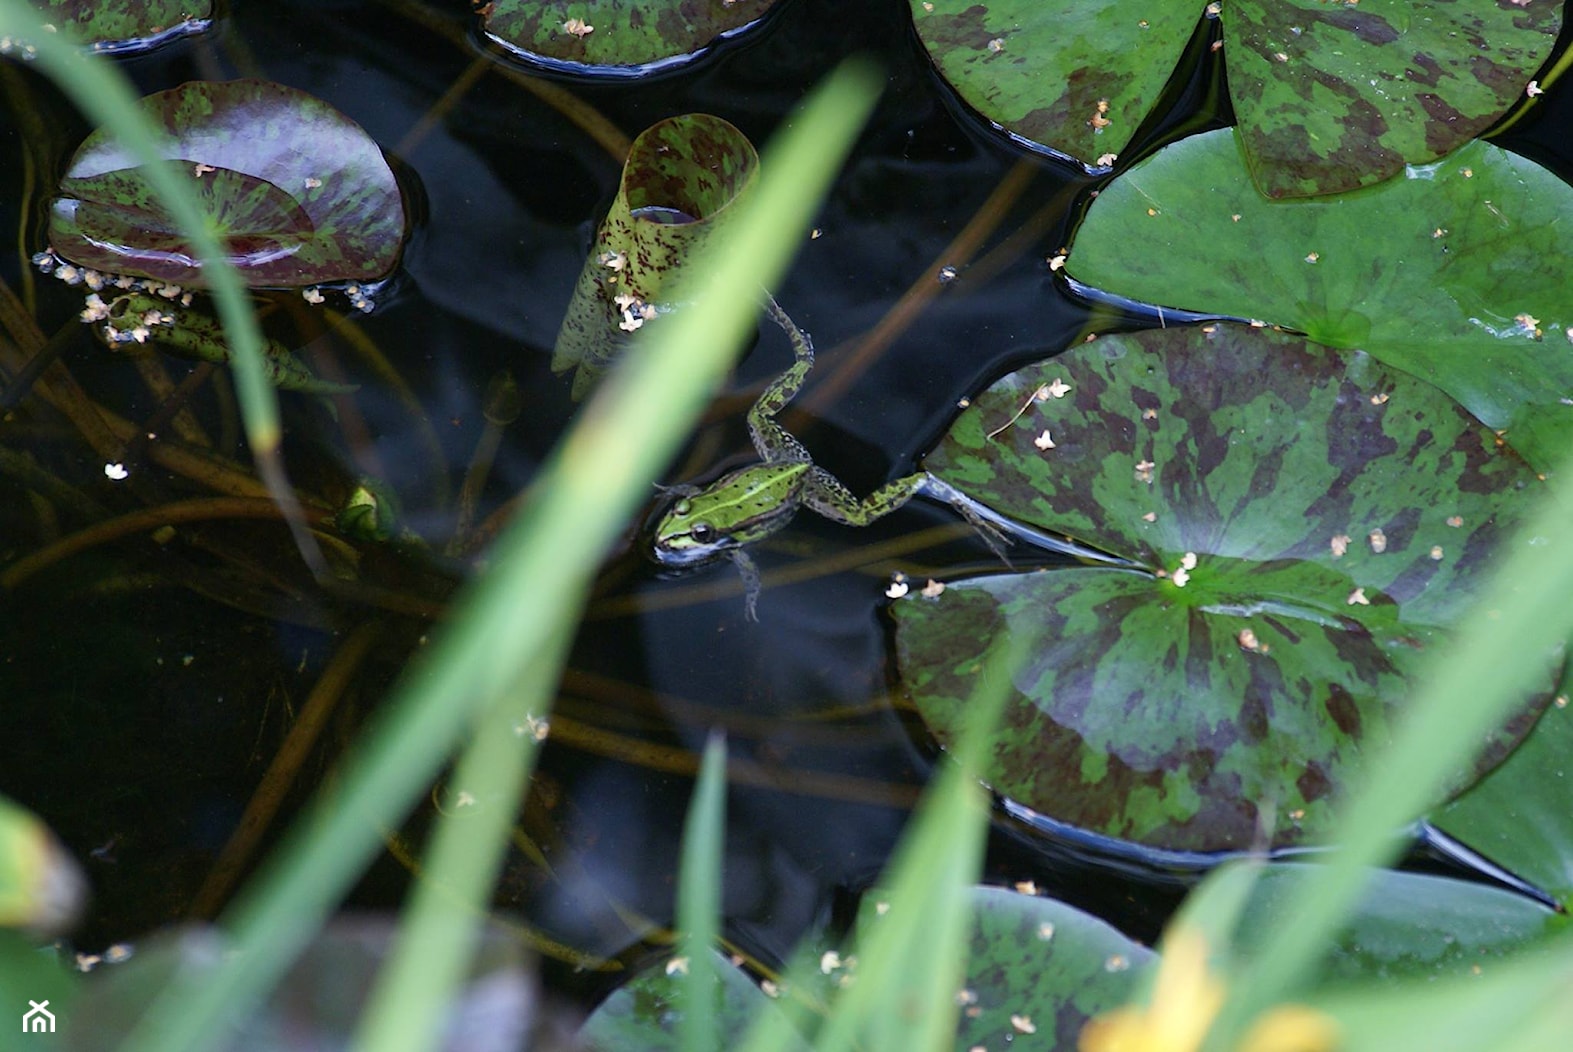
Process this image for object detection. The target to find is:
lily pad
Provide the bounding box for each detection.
[1232,865,1555,984]
[48,79,406,288]
[482,1,776,75]
[578,950,810,1052]
[1066,129,1573,476]
[59,919,537,1049]
[910,1,1559,195]
[14,0,209,53]
[1432,667,1573,907]
[907,886,1155,1049]
[909,0,1196,171]
[1225,0,1560,198]
[895,324,1555,852]
[552,114,759,399]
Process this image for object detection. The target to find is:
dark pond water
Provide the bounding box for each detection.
[2,0,1571,1011]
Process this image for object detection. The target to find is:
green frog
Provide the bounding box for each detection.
[652,296,1003,619]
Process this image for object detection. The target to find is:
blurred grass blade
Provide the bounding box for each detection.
[0,0,270,446]
[1213,469,1573,1043]
[113,58,882,1052]
[677,733,728,1052]
[349,620,570,1052]
[739,636,1024,1052]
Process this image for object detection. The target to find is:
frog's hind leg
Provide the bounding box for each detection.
[730,547,763,622]
[916,474,1013,564]
[803,468,926,526]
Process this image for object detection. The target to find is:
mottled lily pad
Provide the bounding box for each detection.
[1225,0,1560,198]
[15,0,209,53]
[48,79,406,288]
[895,324,1555,853]
[552,113,758,399]
[578,950,809,1052]
[910,0,1559,195]
[1067,129,1573,476]
[482,1,776,75]
[913,886,1155,1049]
[909,0,1196,171]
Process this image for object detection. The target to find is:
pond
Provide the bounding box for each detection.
[3,0,1573,1043]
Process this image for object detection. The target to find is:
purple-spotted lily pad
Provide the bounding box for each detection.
[1066,129,1573,476]
[894,324,1556,853]
[910,0,1559,196]
[482,1,776,76]
[578,950,809,1052]
[909,0,1196,173]
[48,79,406,288]
[13,0,209,53]
[915,886,1155,1049]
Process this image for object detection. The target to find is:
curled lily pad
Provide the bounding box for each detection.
[911,1,1559,196]
[482,0,776,75]
[48,79,406,288]
[552,114,759,398]
[894,324,1555,853]
[10,0,209,54]
[1067,129,1573,475]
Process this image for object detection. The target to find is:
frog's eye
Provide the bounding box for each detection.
[672,498,692,516]
[689,521,714,543]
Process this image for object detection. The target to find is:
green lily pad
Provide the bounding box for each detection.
[895,324,1555,852]
[910,1,1558,195]
[482,1,776,74]
[48,79,406,288]
[1225,0,1561,198]
[552,114,759,399]
[1067,129,1573,475]
[13,0,209,53]
[1432,668,1573,907]
[908,0,1196,171]
[578,950,810,1052]
[1232,865,1555,985]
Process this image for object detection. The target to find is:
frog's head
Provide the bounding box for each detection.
[651,489,737,566]
[650,462,808,567]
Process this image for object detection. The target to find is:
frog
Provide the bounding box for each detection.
[652,295,1005,620]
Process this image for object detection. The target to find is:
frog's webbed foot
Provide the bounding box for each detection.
[918,474,1014,567]
[730,548,762,622]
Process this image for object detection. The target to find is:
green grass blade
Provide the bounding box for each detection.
[677,733,728,1052]
[348,619,571,1052]
[738,636,1023,1052]
[0,0,272,447]
[109,59,881,1052]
